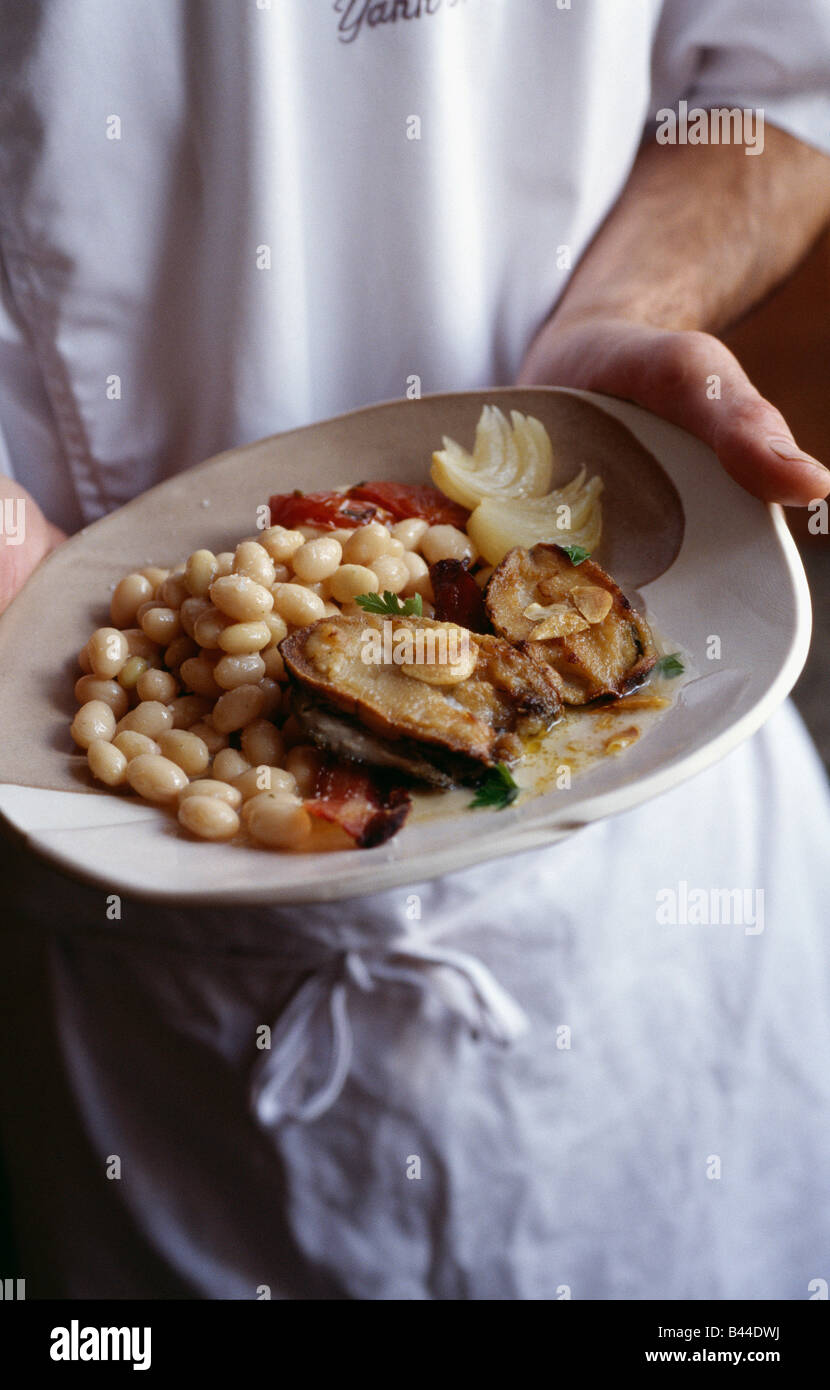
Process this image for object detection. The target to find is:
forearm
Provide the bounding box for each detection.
[540,125,830,339]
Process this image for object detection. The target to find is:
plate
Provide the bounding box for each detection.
[0,388,810,903]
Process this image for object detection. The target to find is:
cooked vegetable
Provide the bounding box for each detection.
[431,406,554,509]
[282,614,562,787]
[268,482,468,533]
[467,468,603,567]
[348,481,469,528]
[485,543,656,704]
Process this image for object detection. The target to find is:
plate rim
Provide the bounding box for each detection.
[0,387,813,904]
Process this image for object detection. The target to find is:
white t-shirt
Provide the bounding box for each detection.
[1,0,829,1299]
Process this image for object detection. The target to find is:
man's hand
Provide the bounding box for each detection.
[0,475,66,615]
[517,316,830,505]
[517,128,830,506]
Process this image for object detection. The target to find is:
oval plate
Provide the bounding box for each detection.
[0,388,810,903]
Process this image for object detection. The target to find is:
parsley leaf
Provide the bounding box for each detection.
[354,590,423,617]
[468,762,520,811]
[654,652,684,678]
[559,544,591,565]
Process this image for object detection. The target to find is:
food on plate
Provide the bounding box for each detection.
[485,543,656,704]
[431,406,603,566]
[467,468,603,566]
[69,408,675,854]
[431,405,555,509]
[282,614,563,787]
[269,480,468,532]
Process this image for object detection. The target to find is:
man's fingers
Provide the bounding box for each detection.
[517,319,830,506]
[636,329,830,505]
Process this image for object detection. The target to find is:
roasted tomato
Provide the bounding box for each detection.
[347,482,470,527]
[269,490,391,530]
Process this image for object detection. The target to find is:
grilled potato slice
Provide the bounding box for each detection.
[281,613,562,786]
[485,544,656,704]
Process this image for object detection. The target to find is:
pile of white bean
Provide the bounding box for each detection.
[70,514,479,850]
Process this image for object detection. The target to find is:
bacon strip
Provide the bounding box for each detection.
[429,559,492,634]
[305,756,411,848]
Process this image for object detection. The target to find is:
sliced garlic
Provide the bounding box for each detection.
[522,601,590,639]
[399,624,478,685]
[571,585,613,624]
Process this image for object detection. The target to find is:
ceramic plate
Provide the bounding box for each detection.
[0,388,810,903]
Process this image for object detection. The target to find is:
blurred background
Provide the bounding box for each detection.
[723,226,829,771]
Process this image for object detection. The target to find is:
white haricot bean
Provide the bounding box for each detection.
[272,583,326,626]
[117,655,149,691]
[327,564,378,603]
[193,606,232,649]
[342,521,395,567]
[212,684,266,733]
[179,779,242,809]
[232,765,297,801]
[88,627,129,679]
[260,526,306,564]
[164,634,199,671]
[186,721,228,756]
[421,524,477,566]
[217,620,272,655]
[262,611,289,645]
[121,628,162,661]
[177,795,240,841]
[138,566,168,592]
[474,564,494,589]
[185,548,218,597]
[110,573,154,628]
[391,516,430,550]
[74,676,129,720]
[126,753,189,804]
[136,667,178,704]
[213,551,235,577]
[214,652,266,690]
[77,643,92,674]
[210,574,274,622]
[371,554,409,594]
[135,599,160,624]
[179,655,223,699]
[157,729,210,777]
[243,792,312,849]
[140,605,182,645]
[400,550,431,598]
[257,677,282,719]
[212,747,251,782]
[328,528,353,546]
[168,695,213,729]
[115,700,175,739]
[71,700,117,749]
[87,739,128,787]
[179,595,212,638]
[284,744,324,798]
[113,730,160,760]
[297,524,326,541]
[291,537,343,583]
[261,646,287,681]
[160,571,190,609]
[233,540,276,588]
[241,718,284,767]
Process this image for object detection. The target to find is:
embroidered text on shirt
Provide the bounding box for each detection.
[334,0,468,46]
